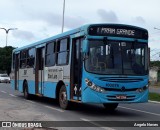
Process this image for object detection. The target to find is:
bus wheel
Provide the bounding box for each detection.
[59,85,69,109]
[24,82,31,99]
[103,103,118,111]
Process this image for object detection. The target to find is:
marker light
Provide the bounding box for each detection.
[136,85,148,93]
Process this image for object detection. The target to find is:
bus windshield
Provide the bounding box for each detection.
[85,40,148,75]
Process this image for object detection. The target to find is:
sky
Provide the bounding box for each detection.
[0,0,160,59]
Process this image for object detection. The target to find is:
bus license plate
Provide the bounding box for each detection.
[116,95,127,99]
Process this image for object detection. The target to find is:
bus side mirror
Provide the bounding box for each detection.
[83,39,89,60]
[83,39,89,53]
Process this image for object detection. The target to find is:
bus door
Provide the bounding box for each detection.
[71,38,83,101]
[15,53,19,90]
[35,47,45,95]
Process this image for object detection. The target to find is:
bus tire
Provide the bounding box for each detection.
[103,103,118,111]
[59,85,70,109]
[24,82,31,100]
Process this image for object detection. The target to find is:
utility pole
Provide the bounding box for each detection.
[62,0,65,33]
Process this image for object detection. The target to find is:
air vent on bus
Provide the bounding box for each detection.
[103,88,138,92]
[98,77,144,83]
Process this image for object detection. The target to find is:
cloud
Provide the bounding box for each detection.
[97,9,119,22]
[64,16,87,28]
[12,30,35,41]
[134,16,146,24]
[26,12,87,29]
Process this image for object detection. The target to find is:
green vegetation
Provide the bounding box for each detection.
[150,61,160,67]
[0,46,15,75]
[150,61,160,82]
[149,92,160,102]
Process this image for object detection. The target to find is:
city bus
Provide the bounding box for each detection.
[11,24,149,110]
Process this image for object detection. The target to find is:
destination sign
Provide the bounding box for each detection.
[98,28,135,36]
[88,25,148,39]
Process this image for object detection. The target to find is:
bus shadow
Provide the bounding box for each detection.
[18,95,60,108]
[68,102,139,118]
[17,95,139,118]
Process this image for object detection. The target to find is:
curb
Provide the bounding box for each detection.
[149,100,160,104]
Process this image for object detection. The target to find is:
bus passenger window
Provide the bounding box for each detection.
[27,48,35,67]
[57,38,69,65]
[20,50,28,68]
[45,42,56,66]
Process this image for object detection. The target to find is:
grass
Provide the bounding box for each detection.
[149,92,160,102]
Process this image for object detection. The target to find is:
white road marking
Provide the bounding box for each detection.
[45,105,64,112]
[119,106,160,116]
[24,99,64,112]
[149,100,160,104]
[9,94,17,97]
[80,118,115,130]
[25,100,35,104]
[1,91,7,93]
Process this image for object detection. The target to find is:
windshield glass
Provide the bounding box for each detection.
[85,40,148,75]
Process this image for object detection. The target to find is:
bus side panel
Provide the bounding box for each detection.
[43,82,57,98]
[43,82,70,99]
[66,84,71,101]
[18,80,23,93]
[11,80,15,90]
[17,80,36,94]
[28,80,36,94]
[44,65,70,99]
[18,68,35,93]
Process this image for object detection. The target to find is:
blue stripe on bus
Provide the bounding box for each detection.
[11,80,71,100]
[43,82,70,99]
[43,82,57,98]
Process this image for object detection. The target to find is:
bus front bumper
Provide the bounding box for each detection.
[82,87,148,103]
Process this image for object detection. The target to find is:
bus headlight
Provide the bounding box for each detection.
[136,85,148,93]
[85,78,105,93]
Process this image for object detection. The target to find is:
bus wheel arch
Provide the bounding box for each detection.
[56,81,65,99]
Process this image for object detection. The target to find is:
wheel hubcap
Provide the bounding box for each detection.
[60,91,67,105]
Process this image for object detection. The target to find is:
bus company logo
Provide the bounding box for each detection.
[106,84,119,88]
[121,86,126,92]
[24,70,27,75]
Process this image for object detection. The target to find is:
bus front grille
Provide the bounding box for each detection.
[103,87,138,92]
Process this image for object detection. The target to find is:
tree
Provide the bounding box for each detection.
[0,46,15,75]
[150,61,160,67]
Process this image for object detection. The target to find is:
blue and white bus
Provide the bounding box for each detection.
[11,24,149,110]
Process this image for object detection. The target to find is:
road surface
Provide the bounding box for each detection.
[0,83,160,130]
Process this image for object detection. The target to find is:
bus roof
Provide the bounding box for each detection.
[13,25,87,53]
[13,23,148,53]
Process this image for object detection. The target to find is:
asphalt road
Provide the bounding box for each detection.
[0,83,160,130]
